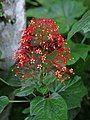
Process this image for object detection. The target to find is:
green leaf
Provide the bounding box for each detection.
[15,86,34,97]
[51,0,87,18]
[26,7,48,18]
[30,93,67,120]
[67,40,90,65]
[37,0,55,7]
[52,0,86,33]
[27,0,86,20]
[53,17,71,34]
[43,73,56,85]
[68,108,80,120]
[36,85,49,95]
[0,96,9,113]
[61,79,87,109]
[4,69,21,87]
[68,11,90,40]
[50,76,80,93]
[26,0,86,34]
[22,107,30,114]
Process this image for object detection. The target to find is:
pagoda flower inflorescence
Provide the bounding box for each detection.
[13,18,74,82]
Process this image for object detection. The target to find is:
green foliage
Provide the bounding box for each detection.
[68,10,90,39]
[49,75,87,109]
[15,86,34,97]
[67,40,90,65]
[30,93,67,120]
[22,107,30,114]
[0,96,9,113]
[26,0,86,34]
[36,85,49,95]
[61,79,87,109]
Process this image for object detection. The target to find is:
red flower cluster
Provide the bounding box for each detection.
[13,18,74,82]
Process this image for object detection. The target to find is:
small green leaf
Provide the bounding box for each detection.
[0,96,9,113]
[68,11,90,40]
[15,86,34,97]
[36,85,49,95]
[61,79,87,109]
[43,73,56,85]
[30,94,67,120]
[22,107,30,114]
[67,40,90,65]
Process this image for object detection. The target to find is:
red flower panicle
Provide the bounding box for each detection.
[13,18,74,82]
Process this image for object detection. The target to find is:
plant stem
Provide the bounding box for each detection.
[9,100,30,103]
[81,35,86,44]
[0,78,9,86]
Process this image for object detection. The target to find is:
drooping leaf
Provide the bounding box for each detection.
[0,96,9,113]
[61,79,87,109]
[67,40,90,65]
[68,11,90,40]
[15,86,34,97]
[30,93,67,120]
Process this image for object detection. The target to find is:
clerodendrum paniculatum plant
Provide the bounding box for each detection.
[2,18,87,120]
[12,18,75,119]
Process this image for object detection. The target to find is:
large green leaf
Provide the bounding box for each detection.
[52,0,86,34]
[61,79,87,109]
[50,76,80,93]
[26,0,86,34]
[30,93,67,120]
[68,11,90,39]
[0,96,9,113]
[67,40,90,65]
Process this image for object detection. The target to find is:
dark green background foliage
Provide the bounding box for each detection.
[0,0,90,120]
